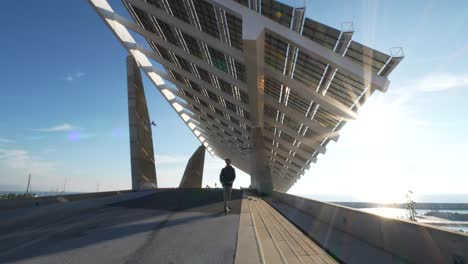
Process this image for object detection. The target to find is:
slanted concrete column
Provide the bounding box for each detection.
[243,17,273,195]
[127,55,157,191]
[179,145,205,188]
[250,127,273,195]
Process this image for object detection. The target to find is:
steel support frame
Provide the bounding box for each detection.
[114,14,245,90]
[178,106,250,151]
[171,95,250,147]
[264,115,326,152]
[90,0,216,157]
[265,145,309,170]
[267,154,306,180]
[91,0,396,192]
[102,5,253,139]
[137,49,251,127]
[124,0,244,61]
[264,94,338,141]
[264,129,320,161]
[138,53,249,116]
[123,0,362,120]
[265,67,357,120]
[268,152,306,176]
[165,85,250,139]
[204,0,390,92]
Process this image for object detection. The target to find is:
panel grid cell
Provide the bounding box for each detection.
[313,107,341,129]
[225,12,243,50]
[286,91,310,115]
[261,0,294,28]
[302,18,340,50]
[154,18,180,46]
[234,61,246,82]
[265,33,288,72]
[345,41,391,74]
[209,47,229,73]
[167,0,191,24]
[181,32,203,59]
[264,76,283,101]
[264,105,278,119]
[283,115,301,132]
[293,51,327,87]
[193,0,221,39]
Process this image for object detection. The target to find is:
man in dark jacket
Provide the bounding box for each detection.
[220,158,236,213]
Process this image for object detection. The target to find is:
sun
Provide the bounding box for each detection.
[342,96,410,203]
[346,97,400,147]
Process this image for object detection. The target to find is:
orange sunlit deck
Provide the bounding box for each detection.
[236,195,337,264]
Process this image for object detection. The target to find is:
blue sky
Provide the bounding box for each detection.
[1,1,468,202]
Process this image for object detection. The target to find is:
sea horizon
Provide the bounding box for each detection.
[2,187,468,204]
[296,193,468,204]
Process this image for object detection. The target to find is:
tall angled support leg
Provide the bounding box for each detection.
[243,17,273,195]
[127,55,157,191]
[249,127,273,195]
[179,145,206,188]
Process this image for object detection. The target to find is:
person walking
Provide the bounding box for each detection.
[220,158,236,214]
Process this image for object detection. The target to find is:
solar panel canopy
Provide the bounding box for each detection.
[90,0,403,192]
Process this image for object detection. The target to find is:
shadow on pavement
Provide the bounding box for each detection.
[0,189,243,263]
[111,188,243,214]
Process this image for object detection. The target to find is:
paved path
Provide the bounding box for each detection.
[0,190,336,264]
[0,189,242,264]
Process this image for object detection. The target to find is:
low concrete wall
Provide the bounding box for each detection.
[0,189,160,235]
[269,192,468,264]
[0,190,135,210]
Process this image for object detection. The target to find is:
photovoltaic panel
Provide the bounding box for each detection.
[114,0,403,192]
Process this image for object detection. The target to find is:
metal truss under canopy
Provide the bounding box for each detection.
[89,0,403,192]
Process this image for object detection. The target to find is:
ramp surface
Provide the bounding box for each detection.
[0,189,242,264]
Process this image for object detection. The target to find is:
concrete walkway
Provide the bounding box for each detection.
[0,189,242,264]
[0,190,335,264]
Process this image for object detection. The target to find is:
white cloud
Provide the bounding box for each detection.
[407,73,468,92]
[388,72,468,108]
[64,72,86,82]
[64,74,74,81]
[0,148,55,175]
[35,123,79,132]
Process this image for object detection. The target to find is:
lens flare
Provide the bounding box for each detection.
[68,131,81,141]
[112,127,124,139]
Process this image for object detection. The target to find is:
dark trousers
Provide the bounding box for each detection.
[223,185,232,208]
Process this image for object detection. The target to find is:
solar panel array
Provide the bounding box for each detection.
[121,0,403,192]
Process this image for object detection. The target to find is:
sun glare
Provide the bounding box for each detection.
[343,97,409,203]
[359,189,406,204]
[347,98,400,146]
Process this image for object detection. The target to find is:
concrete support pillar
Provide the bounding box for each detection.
[243,22,265,127]
[250,127,273,195]
[179,145,206,188]
[127,55,157,191]
[243,16,273,195]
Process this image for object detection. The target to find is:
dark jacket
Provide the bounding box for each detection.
[220,165,236,186]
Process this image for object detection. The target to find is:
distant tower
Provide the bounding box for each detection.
[25,173,31,194]
[127,55,157,190]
